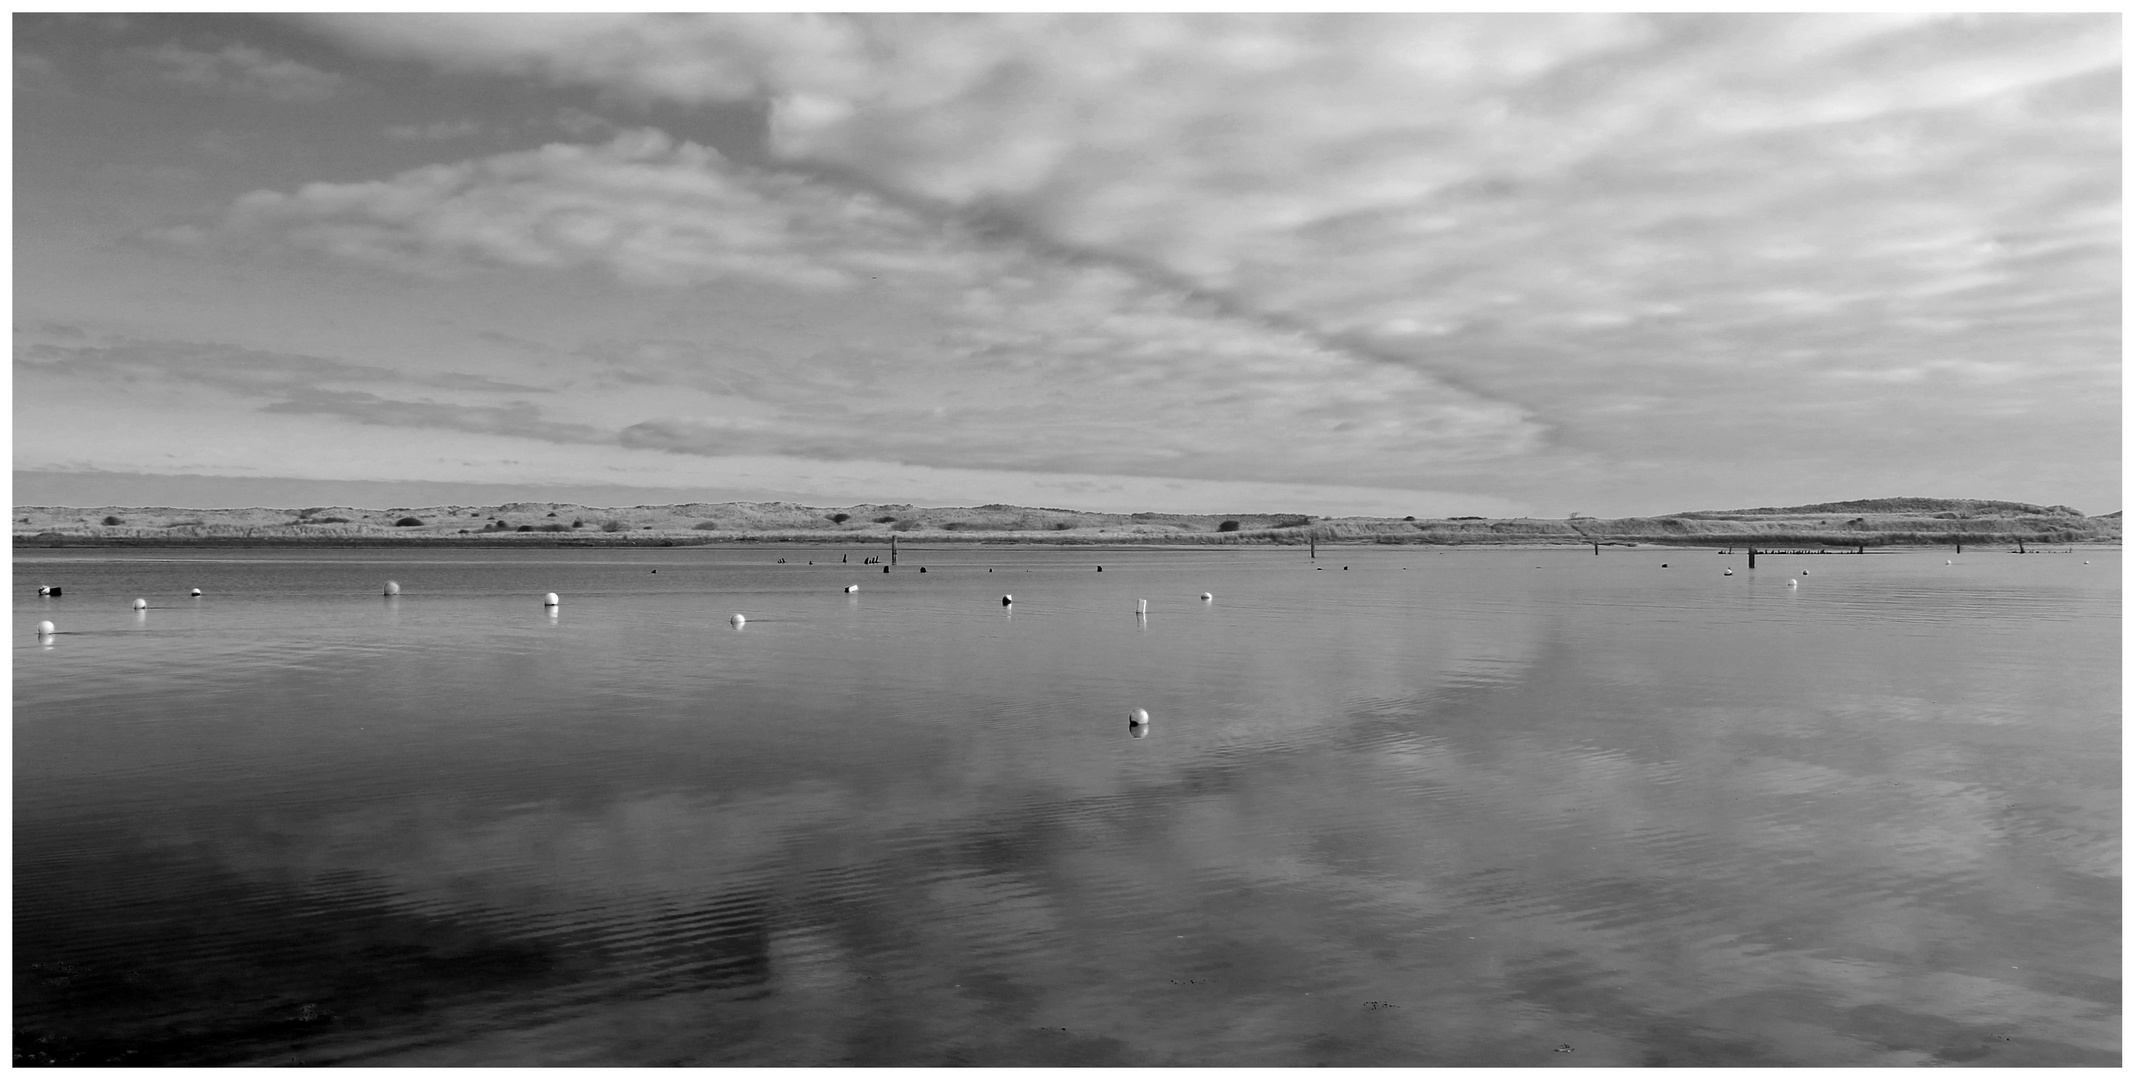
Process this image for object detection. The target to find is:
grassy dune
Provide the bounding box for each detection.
[12,497,2119,549]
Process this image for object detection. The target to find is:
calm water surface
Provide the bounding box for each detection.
[14,545,2120,1065]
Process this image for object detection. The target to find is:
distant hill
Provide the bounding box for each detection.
[1688,497,2087,518]
[12,497,2120,548]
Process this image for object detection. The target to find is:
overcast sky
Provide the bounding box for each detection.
[13,14,2120,516]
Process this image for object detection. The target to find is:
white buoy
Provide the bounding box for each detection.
[844,584,858,593]
[544,592,560,607]
[1788,579,1799,588]
[1137,598,1148,614]
[1946,560,1952,566]
[1723,568,1734,576]
[2084,560,2090,564]
[729,613,746,627]
[36,620,55,636]
[1001,594,1013,606]
[1128,708,1149,727]
[384,581,400,595]
[37,586,49,596]
[1200,592,1212,601]
[189,588,202,597]
[131,598,147,610]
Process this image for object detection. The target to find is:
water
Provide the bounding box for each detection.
[14,545,2120,1066]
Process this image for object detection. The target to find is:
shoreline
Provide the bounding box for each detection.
[13,534,2119,552]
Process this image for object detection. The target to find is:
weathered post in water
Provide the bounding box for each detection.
[1310,531,1317,560]
[1592,541,1600,555]
[1748,547,1757,569]
[891,534,898,566]
[2017,537,2026,554]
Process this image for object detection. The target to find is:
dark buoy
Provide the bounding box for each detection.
[919,567,926,573]
[1200,592,1212,601]
[47,586,59,597]
[1096,566,1102,572]
[883,565,890,573]
[1661,563,1668,568]
[1001,594,1013,606]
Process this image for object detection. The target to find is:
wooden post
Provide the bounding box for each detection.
[891,534,898,566]
[1592,541,1600,555]
[1310,532,1317,560]
[1748,547,1757,569]
[2017,537,2025,554]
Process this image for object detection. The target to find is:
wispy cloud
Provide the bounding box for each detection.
[384,118,485,141]
[260,389,606,443]
[303,14,2120,429]
[161,128,1543,485]
[13,331,589,446]
[128,40,350,102]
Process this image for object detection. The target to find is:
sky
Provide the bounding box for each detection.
[12,13,2122,517]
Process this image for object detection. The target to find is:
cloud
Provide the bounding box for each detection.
[193,129,921,289]
[260,389,607,444]
[13,331,588,445]
[384,118,485,141]
[300,15,2121,441]
[128,40,350,102]
[166,129,1542,485]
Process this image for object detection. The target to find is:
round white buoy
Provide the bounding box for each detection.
[1001,594,1013,606]
[384,581,401,595]
[1788,579,1799,588]
[1946,560,1953,566]
[1137,598,1148,614]
[844,584,858,593]
[131,598,147,610]
[1200,592,1212,601]
[36,620,55,636]
[37,586,49,596]
[189,588,202,597]
[544,592,560,607]
[1128,708,1150,727]
[2084,560,2090,564]
[1723,569,1734,576]
[729,613,746,627]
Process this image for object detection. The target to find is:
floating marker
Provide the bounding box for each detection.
[1200,592,1213,601]
[729,613,746,627]
[189,588,202,597]
[46,586,59,597]
[1137,598,1148,614]
[844,584,858,593]
[36,620,54,636]
[1001,594,1013,606]
[131,598,147,610]
[544,592,560,607]
[384,581,401,595]
[1128,708,1150,727]
[1661,563,1669,568]
[36,586,49,596]
[1788,579,1799,588]
[1946,560,1952,565]
[1723,569,1734,576]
